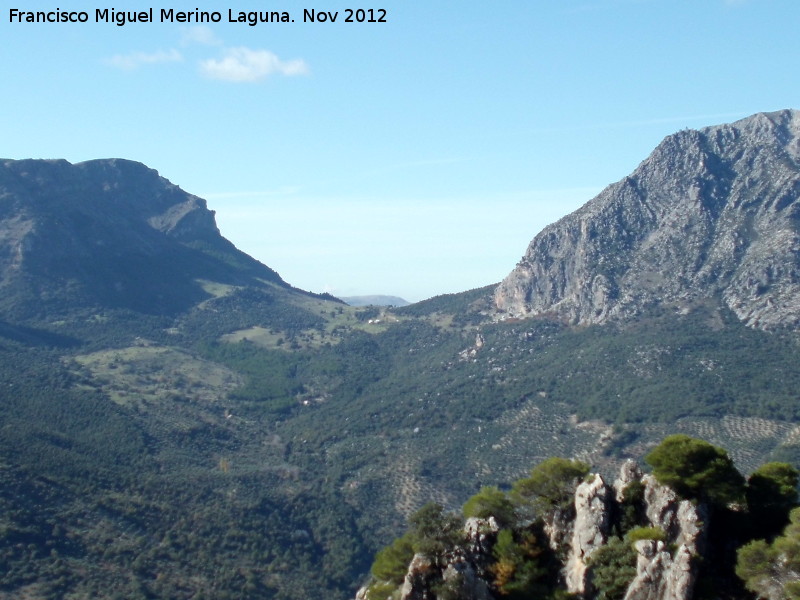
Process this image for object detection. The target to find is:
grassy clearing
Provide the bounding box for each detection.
[219,300,405,350]
[71,342,244,407]
[196,279,239,299]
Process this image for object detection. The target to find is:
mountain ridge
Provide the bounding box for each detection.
[495,109,800,331]
[0,157,303,319]
[1,112,800,600]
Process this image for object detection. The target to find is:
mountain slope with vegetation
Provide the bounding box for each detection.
[0,111,799,599]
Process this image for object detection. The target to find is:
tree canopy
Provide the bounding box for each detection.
[511,457,590,511]
[644,434,745,505]
[737,508,800,600]
[746,462,800,537]
[463,486,516,527]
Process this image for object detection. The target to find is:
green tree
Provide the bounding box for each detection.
[747,462,800,537]
[618,480,646,534]
[365,581,400,600]
[586,537,637,600]
[645,434,745,505]
[737,507,800,600]
[737,539,782,599]
[490,528,547,598]
[511,457,590,511]
[463,486,516,527]
[370,532,415,584]
[408,503,465,563]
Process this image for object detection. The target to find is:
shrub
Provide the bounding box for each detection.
[618,480,646,533]
[365,581,399,600]
[408,503,465,562]
[490,528,547,599]
[625,526,667,545]
[737,507,800,600]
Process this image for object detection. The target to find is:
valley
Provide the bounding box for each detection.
[1,110,800,598]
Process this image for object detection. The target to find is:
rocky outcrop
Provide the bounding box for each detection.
[362,463,709,600]
[495,109,800,331]
[565,475,613,594]
[399,554,437,600]
[394,518,499,600]
[640,474,706,552]
[614,459,643,503]
[624,540,695,600]
[623,475,706,600]
[542,506,574,555]
[440,559,493,600]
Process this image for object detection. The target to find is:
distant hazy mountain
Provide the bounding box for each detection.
[340,295,410,307]
[495,109,800,331]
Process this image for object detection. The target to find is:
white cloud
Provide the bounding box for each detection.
[199,47,309,82]
[181,25,222,47]
[105,49,183,70]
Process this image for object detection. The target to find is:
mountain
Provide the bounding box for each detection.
[2,113,800,600]
[0,158,304,320]
[341,295,411,307]
[495,109,800,331]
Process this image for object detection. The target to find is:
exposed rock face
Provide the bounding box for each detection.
[623,475,707,600]
[614,459,643,503]
[399,554,436,600]
[440,559,493,600]
[641,475,706,552]
[463,516,499,559]
[495,109,800,331]
[565,475,613,594]
[364,464,709,600]
[395,519,499,600]
[542,506,574,555]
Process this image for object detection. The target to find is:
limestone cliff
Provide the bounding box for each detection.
[495,109,800,331]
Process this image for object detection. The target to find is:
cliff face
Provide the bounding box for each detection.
[495,109,800,331]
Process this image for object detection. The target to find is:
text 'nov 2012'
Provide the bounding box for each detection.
[7,8,388,26]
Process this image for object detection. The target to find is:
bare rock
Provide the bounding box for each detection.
[399,554,436,600]
[614,459,643,503]
[565,475,613,594]
[464,516,499,557]
[543,507,575,554]
[441,558,493,600]
[354,586,369,600]
[495,109,800,331]
[623,475,707,600]
[624,541,696,600]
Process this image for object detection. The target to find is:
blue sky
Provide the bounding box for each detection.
[3,0,799,302]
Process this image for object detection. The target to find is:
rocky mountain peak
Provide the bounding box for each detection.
[494,109,800,330]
